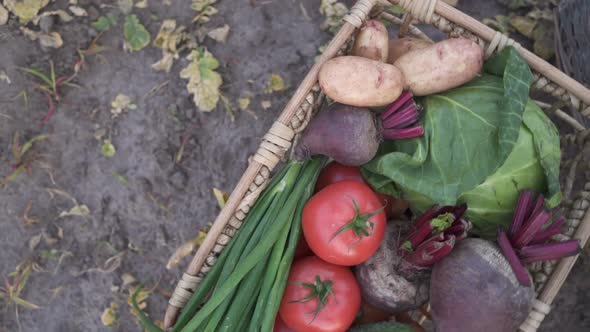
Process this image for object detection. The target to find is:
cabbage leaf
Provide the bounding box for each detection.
[362,47,561,238]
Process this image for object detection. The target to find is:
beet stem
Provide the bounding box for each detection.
[381,105,418,129]
[497,231,531,286]
[529,216,566,245]
[380,91,413,120]
[382,126,425,140]
[406,236,455,266]
[518,240,580,264]
[512,210,552,249]
[509,191,533,237]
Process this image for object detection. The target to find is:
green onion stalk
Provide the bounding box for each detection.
[132,157,326,332]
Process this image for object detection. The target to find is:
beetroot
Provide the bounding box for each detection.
[294,92,423,166]
[430,238,535,332]
[430,191,580,332]
[355,205,469,312]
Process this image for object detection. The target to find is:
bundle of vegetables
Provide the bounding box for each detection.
[430,191,580,332]
[133,158,326,332]
[355,205,470,313]
[363,47,562,238]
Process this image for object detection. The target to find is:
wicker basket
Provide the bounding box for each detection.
[163,1,590,331]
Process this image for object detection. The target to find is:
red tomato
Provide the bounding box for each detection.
[279,256,361,332]
[303,181,387,266]
[315,162,407,219]
[315,162,365,192]
[294,235,313,260]
[274,314,296,332]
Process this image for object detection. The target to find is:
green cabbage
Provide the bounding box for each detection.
[362,47,561,238]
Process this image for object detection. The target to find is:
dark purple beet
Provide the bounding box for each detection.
[430,238,535,332]
[355,222,430,312]
[294,92,423,166]
[294,103,380,166]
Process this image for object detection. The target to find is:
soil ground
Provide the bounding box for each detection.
[0,0,588,331]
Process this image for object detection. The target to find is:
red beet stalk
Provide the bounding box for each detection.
[498,191,581,286]
[380,91,424,140]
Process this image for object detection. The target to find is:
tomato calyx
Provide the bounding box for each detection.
[330,199,383,246]
[289,275,335,321]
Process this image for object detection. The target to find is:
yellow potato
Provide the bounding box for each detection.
[352,20,389,62]
[319,56,404,107]
[394,38,483,96]
[387,37,432,64]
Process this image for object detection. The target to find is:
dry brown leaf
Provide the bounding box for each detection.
[32,10,74,25]
[59,204,90,218]
[121,273,137,288]
[101,302,119,327]
[166,231,207,269]
[23,201,40,225]
[264,74,286,94]
[135,0,148,8]
[180,48,222,112]
[212,188,229,209]
[207,24,230,43]
[0,69,10,84]
[111,93,137,118]
[0,4,8,25]
[21,27,64,48]
[152,19,189,73]
[28,234,42,251]
[68,6,87,17]
[4,0,50,24]
[238,97,250,111]
[261,100,271,110]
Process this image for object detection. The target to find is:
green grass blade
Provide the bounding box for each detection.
[19,68,53,86]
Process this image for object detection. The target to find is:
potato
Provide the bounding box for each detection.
[319,56,404,107]
[352,20,389,62]
[387,37,432,64]
[394,38,483,96]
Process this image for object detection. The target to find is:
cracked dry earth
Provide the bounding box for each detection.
[0,0,588,331]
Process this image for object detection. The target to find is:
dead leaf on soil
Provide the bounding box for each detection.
[101,302,119,327]
[59,204,90,218]
[0,3,8,25]
[192,0,218,23]
[152,19,190,73]
[483,15,513,34]
[4,0,49,24]
[23,201,40,225]
[121,273,137,289]
[212,187,229,209]
[180,48,223,112]
[111,93,137,118]
[510,15,535,38]
[117,0,134,14]
[101,139,116,158]
[261,100,271,110]
[319,0,348,33]
[43,225,64,245]
[207,24,230,43]
[28,233,42,251]
[238,97,250,111]
[0,69,10,83]
[135,0,148,8]
[32,10,73,25]
[68,5,87,17]
[166,230,207,269]
[264,74,286,94]
[21,27,63,48]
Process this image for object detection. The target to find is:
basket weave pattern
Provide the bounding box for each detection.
[164,1,590,331]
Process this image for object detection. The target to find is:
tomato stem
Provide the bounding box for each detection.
[329,199,383,246]
[289,275,335,323]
